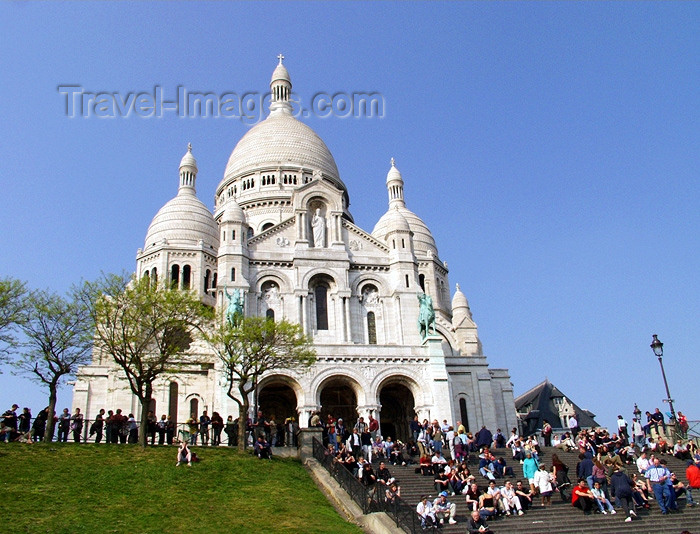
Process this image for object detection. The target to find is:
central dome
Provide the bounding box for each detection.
[223,111,342,186]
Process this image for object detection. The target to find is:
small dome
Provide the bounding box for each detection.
[271,60,291,85]
[452,283,469,310]
[180,143,197,170]
[144,193,219,250]
[372,206,437,255]
[386,158,402,184]
[218,198,246,224]
[374,206,410,235]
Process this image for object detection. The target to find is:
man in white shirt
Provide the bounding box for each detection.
[500,480,524,515]
[631,417,645,449]
[568,414,579,436]
[617,415,629,444]
[416,495,437,529]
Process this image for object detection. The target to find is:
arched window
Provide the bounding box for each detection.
[151,268,158,285]
[315,284,328,330]
[367,311,377,345]
[182,265,191,290]
[231,230,236,241]
[459,398,470,433]
[169,382,178,424]
[204,269,211,292]
[262,222,274,231]
[230,267,236,282]
[212,272,217,288]
[266,308,275,321]
[143,270,150,284]
[405,274,410,288]
[247,228,254,241]
[171,264,180,289]
[190,398,199,418]
[419,274,426,291]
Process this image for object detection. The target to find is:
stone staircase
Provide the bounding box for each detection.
[377,446,700,533]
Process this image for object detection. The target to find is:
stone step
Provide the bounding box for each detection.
[370,445,700,533]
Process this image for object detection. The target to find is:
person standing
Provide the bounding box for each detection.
[57,408,71,442]
[685,458,700,507]
[610,465,636,521]
[631,417,645,449]
[617,415,629,445]
[165,415,176,445]
[368,414,379,441]
[156,414,167,445]
[104,410,114,444]
[18,407,31,435]
[645,457,674,514]
[211,411,224,446]
[127,413,138,444]
[146,410,158,445]
[568,414,580,438]
[199,410,211,446]
[225,415,236,446]
[32,407,48,442]
[541,421,553,447]
[71,408,84,443]
[91,409,105,443]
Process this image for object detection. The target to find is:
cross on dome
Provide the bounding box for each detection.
[187,142,192,152]
[277,53,285,64]
[391,157,396,166]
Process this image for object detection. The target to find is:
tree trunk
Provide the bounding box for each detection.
[44,384,58,442]
[138,383,152,448]
[237,397,250,452]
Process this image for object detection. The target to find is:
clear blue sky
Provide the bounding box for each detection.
[1,2,698,431]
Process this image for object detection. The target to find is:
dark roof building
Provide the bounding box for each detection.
[514,379,598,437]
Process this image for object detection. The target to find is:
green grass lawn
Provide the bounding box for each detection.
[2,443,364,534]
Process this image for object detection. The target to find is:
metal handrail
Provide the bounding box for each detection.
[311,438,421,534]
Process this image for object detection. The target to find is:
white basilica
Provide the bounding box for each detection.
[73,58,517,441]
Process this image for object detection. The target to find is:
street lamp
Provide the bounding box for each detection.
[650,334,676,423]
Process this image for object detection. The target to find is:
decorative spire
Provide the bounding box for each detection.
[178,142,197,194]
[270,54,292,114]
[386,157,405,208]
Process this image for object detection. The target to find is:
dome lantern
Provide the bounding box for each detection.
[386,157,405,209]
[270,53,292,114]
[179,143,198,194]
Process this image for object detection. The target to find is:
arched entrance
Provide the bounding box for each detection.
[379,383,415,442]
[258,383,297,427]
[319,378,358,426]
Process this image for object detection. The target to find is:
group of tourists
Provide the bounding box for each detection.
[0,402,304,449]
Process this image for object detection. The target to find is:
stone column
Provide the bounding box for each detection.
[300,295,308,335]
[344,297,351,342]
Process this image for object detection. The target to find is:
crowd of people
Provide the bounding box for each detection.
[0,403,301,449]
[5,400,698,530]
[314,409,698,530]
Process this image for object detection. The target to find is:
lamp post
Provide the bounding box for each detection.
[650,334,676,423]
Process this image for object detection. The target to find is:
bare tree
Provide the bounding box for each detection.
[206,316,316,450]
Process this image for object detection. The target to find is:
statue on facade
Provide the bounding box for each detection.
[224,286,244,327]
[311,208,325,248]
[417,292,436,339]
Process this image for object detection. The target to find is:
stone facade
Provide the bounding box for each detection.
[72,58,517,440]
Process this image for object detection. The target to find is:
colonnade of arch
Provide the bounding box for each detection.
[255,372,425,443]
